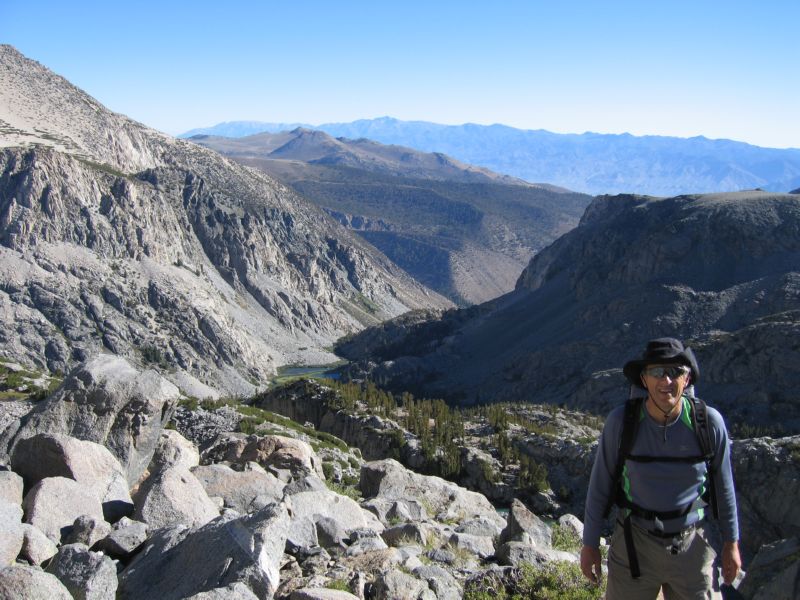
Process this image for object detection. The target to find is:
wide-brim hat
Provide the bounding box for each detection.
[623,337,700,388]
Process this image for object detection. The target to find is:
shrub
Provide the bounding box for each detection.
[342,473,360,486]
[238,418,261,435]
[464,561,603,600]
[325,579,350,592]
[141,345,164,365]
[463,570,509,600]
[326,480,360,501]
[178,397,199,411]
[551,523,582,553]
[518,454,550,493]
[478,458,501,484]
[515,561,603,600]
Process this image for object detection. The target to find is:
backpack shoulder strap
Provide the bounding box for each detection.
[603,397,643,518]
[689,396,719,518]
[689,396,713,459]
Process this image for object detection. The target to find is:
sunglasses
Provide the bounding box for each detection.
[642,366,689,379]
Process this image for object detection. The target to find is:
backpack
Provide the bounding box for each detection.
[602,393,719,578]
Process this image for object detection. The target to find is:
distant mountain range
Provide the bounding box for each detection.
[181,118,800,196]
[189,128,590,304]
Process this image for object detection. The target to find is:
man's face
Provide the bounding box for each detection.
[641,363,690,410]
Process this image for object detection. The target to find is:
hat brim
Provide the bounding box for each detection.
[623,356,698,389]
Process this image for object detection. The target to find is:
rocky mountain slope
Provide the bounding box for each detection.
[0,356,594,599]
[0,45,449,397]
[1,358,795,598]
[182,117,800,196]
[336,190,800,434]
[189,128,591,304]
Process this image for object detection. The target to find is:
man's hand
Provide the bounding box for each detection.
[721,540,741,585]
[580,545,602,584]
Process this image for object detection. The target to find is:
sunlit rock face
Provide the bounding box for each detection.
[0,44,448,397]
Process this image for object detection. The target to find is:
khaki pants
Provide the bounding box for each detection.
[606,521,721,600]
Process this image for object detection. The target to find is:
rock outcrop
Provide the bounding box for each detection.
[360,459,505,529]
[738,537,800,600]
[731,436,800,561]
[119,503,291,599]
[2,354,178,484]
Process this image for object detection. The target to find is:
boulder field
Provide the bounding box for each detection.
[0,357,796,599]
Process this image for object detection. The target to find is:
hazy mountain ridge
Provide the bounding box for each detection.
[191,129,590,304]
[183,117,800,196]
[335,190,800,434]
[193,127,534,186]
[0,45,448,396]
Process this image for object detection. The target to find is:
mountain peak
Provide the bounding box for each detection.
[0,47,448,397]
[0,44,173,172]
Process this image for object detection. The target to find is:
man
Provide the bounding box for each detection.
[580,337,741,599]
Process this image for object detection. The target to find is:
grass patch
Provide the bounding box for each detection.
[515,561,603,600]
[178,397,200,411]
[0,362,60,401]
[269,363,343,387]
[76,157,130,179]
[464,561,603,600]
[234,404,349,451]
[353,292,380,315]
[325,579,351,592]
[325,480,361,501]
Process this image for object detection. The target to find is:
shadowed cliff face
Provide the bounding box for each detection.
[0,45,449,396]
[336,191,800,434]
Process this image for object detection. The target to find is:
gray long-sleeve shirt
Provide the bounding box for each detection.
[582,396,739,547]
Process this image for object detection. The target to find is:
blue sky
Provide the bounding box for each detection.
[2,0,798,148]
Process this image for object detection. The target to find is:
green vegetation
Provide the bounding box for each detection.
[178,396,200,411]
[325,480,361,501]
[730,421,788,439]
[551,523,583,553]
[324,379,464,478]
[76,157,130,180]
[141,345,168,367]
[518,454,550,493]
[468,402,560,438]
[786,440,800,463]
[177,393,350,452]
[478,458,501,484]
[515,561,604,600]
[325,579,351,592]
[0,361,61,401]
[270,362,344,386]
[352,292,380,316]
[464,561,604,600]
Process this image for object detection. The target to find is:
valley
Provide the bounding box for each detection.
[189,128,591,305]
